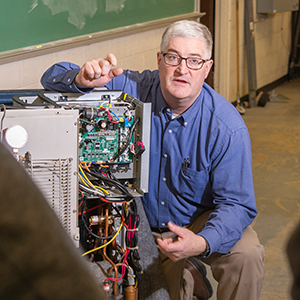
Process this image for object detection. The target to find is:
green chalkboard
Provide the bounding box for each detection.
[0,0,196,54]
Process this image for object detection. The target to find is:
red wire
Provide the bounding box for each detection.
[100,197,127,204]
[104,214,138,283]
[78,203,106,216]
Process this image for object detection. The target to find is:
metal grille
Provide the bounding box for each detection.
[26,158,73,237]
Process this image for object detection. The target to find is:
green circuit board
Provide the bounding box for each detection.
[78,116,134,164]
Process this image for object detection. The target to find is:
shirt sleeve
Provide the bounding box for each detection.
[199,127,257,255]
[40,62,92,93]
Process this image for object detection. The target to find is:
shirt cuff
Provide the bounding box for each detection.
[198,227,222,256]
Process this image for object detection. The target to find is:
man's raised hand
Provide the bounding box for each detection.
[75,54,123,88]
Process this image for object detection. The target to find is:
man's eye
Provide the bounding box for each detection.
[189,58,200,65]
[169,55,178,61]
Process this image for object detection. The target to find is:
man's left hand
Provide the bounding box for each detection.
[156,221,207,262]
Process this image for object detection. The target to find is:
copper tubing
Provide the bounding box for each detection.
[103,208,118,298]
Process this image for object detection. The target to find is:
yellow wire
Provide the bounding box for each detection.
[82,221,124,256]
[78,164,109,195]
[79,164,107,192]
[78,167,108,197]
[78,172,90,187]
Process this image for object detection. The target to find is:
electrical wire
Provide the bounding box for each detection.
[111,118,139,162]
[78,203,106,216]
[79,164,110,195]
[87,167,133,199]
[81,220,124,256]
[110,111,120,122]
[100,197,127,204]
[78,182,104,197]
[80,173,130,202]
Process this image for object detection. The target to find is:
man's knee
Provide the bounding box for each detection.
[212,240,264,284]
[233,243,264,271]
[229,226,265,273]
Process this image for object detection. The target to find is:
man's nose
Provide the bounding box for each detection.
[176,59,189,74]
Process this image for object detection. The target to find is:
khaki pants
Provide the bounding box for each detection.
[153,211,265,300]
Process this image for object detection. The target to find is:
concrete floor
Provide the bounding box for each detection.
[206,79,300,300]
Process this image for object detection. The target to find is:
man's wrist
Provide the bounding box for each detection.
[200,237,210,257]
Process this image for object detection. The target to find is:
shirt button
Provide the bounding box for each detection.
[167,108,170,112]
[164,154,168,158]
[163,177,167,182]
[69,85,72,89]
[52,78,56,82]
[161,223,166,226]
[184,122,188,126]
[161,201,165,205]
[168,129,172,133]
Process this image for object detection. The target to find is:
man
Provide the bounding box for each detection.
[41,20,265,300]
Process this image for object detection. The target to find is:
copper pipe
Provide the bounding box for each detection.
[103,208,118,299]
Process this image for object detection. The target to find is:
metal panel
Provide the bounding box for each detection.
[0,108,79,246]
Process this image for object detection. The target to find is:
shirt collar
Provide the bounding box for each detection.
[160,88,204,127]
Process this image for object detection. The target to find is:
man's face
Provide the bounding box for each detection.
[157,36,213,113]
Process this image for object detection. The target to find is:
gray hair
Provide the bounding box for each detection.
[160,20,213,59]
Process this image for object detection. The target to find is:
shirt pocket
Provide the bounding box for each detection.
[175,163,209,201]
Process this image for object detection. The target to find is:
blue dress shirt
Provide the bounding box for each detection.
[41,62,257,254]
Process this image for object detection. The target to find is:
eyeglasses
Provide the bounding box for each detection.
[162,52,209,70]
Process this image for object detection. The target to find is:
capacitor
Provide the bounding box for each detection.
[124,286,136,300]
[86,124,94,132]
[100,120,107,129]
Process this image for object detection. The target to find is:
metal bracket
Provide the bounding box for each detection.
[244,0,257,107]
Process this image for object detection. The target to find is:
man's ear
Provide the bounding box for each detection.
[205,60,214,79]
[157,52,162,67]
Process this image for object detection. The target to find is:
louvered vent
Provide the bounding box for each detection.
[26,158,73,237]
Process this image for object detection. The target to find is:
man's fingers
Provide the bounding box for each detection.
[157,237,173,247]
[156,238,174,256]
[98,59,111,76]
[167,221,188,237]
[75,55,122,88]
[81,63,94,79]
[109,68,123,79]
[106,53,118,66]
[85,55,120,78]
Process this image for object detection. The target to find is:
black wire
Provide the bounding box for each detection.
[126,199,137,217]
[125,215,139,248]
[79,183,104,197]
[80,165,131,198]
[111,203,124,218]
[122,198,142,284]
[86,167,133,199]
[111,118,139,162]
[123,199,139,248]
[79,184,128,204]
